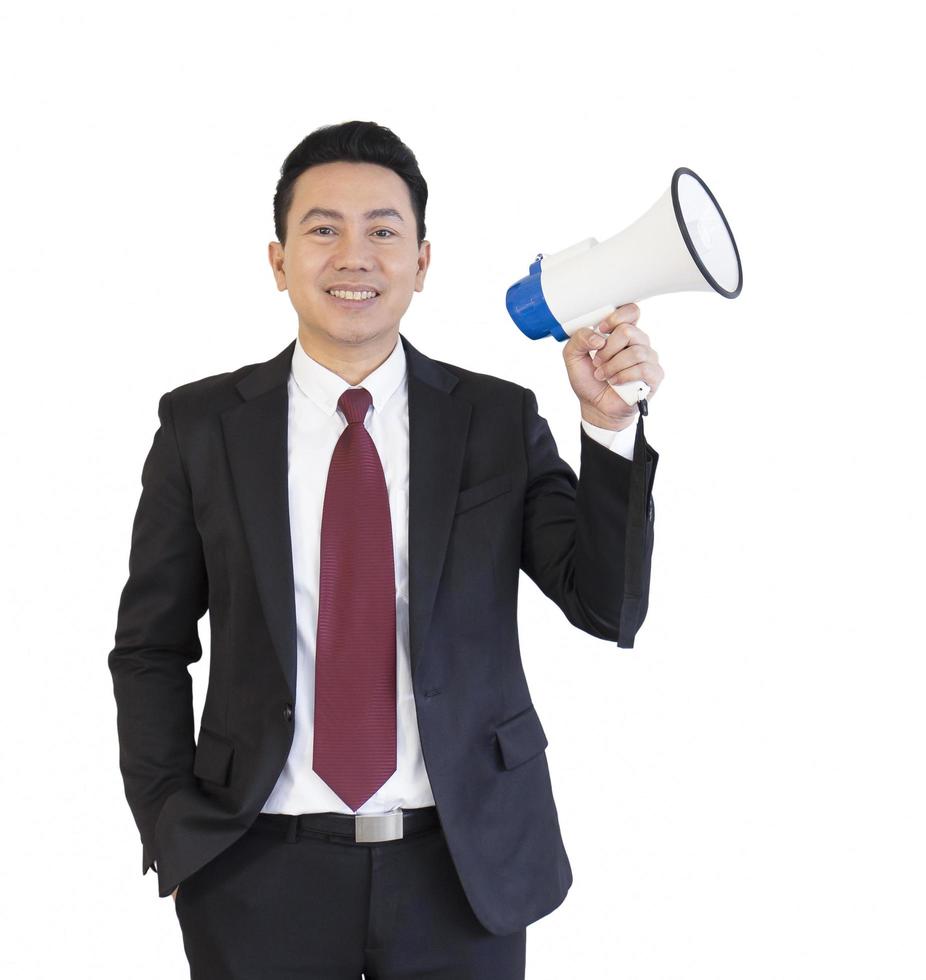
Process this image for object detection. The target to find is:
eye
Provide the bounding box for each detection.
[309,227,395,238]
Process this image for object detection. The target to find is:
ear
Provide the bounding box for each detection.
[268,241,287,291]
[414,240,431,291]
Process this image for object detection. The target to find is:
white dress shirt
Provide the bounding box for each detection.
[259,335,638,816]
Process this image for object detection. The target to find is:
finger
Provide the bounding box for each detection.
[596,359,655,388]
[593,344,652,381]
[595,323,645,359]
[567,326,607,355]
[607,303,640,326]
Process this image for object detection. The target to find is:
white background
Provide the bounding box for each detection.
[2,1,923,977]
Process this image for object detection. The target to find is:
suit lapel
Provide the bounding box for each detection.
[404,336,471,679]
[220,334,471,703]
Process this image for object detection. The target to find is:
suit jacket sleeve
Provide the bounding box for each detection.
[107,390,208,875]
[520,387,658,648]
[581,414,637,459]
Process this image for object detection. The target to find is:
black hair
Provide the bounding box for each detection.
[273,120,428,248]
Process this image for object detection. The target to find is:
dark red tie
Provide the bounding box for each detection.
[313,387,397,811]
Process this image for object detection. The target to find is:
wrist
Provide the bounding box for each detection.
[581,406,638,431]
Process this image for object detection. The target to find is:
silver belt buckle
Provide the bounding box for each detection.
[354,808,404,843]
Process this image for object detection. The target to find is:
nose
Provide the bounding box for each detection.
[333,228,375,270]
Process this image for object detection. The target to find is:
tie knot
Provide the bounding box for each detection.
[338,387,372,425]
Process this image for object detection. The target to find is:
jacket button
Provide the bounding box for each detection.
[282,704,294,722]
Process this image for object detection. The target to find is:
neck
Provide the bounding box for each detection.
[297,323,399,386]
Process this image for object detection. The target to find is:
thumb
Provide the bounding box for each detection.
[565,326,606,359]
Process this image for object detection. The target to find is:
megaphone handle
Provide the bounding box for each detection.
[589,326,651,411]
[609,375,650,410]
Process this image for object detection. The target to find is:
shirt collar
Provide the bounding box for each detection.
[290,333,407,417]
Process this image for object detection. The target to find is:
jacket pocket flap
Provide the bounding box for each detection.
[455,472,513,515]
[495,704,548,770]
[193,727,235,786]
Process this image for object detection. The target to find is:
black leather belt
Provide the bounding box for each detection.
[255,806,440,843]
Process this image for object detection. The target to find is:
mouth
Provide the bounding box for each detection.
[325,288,380,309]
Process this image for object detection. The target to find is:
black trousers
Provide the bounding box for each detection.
[172,808,527,979]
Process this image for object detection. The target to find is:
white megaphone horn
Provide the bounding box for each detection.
[505,167,743,414]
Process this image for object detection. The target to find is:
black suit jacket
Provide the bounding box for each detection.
[108,333,658,935]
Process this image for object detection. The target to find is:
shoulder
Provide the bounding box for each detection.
[429,354,529,407]
[158,350,274,434]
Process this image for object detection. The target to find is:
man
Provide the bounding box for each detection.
[108,120,661,979]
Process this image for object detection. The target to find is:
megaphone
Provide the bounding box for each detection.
[505,167,742,413]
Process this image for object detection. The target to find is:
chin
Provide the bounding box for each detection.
[319,321,388,346]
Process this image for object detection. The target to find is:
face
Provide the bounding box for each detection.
[269,161,430,352]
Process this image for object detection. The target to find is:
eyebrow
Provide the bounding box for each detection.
[298,206,405,224]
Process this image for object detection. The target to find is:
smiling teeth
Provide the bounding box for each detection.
[329,289,377,300]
